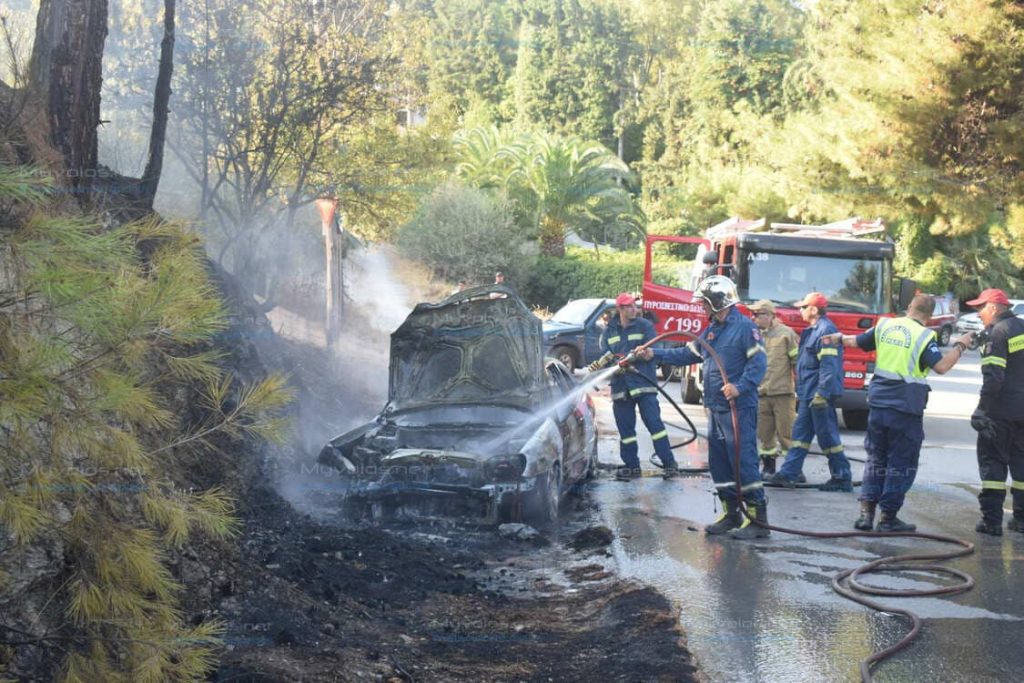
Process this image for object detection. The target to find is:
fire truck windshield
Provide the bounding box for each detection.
[740,252,890,314]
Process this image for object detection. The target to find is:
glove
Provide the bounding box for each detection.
[587,351,615,372]
[970,409,998,440]
[810,394,828,408]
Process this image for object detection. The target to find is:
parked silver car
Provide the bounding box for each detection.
[957,299,1024,334]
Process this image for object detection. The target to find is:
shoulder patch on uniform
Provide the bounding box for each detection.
[752,328,762,342]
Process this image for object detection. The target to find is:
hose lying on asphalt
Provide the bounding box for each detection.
[634,330,976,683]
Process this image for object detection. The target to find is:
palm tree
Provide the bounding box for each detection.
[455,128,645,256]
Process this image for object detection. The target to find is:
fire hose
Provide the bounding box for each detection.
[615,331,975,683]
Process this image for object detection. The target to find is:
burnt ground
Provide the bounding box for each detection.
[178,482,698,683]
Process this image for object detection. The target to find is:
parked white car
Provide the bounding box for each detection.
[956,299,1024,334]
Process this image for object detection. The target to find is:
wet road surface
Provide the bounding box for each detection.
[590,355,1024,682]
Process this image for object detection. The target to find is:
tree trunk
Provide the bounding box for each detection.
[539,216,566,257]
[29,0,108,197]
[140,0,175,208]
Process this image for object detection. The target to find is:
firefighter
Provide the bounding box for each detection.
[825,294,971,531]
[750,300,799,476]
[590,293,680,480]
[638,276,769,539]
[964,288,1024,536]
[765,292,853,491]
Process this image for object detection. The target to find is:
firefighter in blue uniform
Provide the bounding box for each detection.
[765,292,853,491]
[591,293,680,480]
[638,276,769,539]
[826,294,970,531]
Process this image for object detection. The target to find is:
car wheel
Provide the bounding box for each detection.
[552,345,578,370]
[842,409,868,431]
[529,465,561,525]
[584,438,598,481]
[938,326,952,346]
[682,375,702,405]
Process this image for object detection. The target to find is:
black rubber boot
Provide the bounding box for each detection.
[819,478,854,492]
[763,472,796,488]
[854,502,876,531]
[1009,518,1024,533]
[761,457,777,475]
[876,510,916,532]
[705,499,742,535]
[729,501,770,540]
[661,466,680,480]
[976,519,1003,536]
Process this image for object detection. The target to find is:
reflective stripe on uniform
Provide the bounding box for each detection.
[981,480,1006,490]
[824,445,846,454]
[981,356,1007,368]
[759,448,780,456]
[817,347,838,359]
[746,344,766,358]
[1008,334,1024,354]
[627,333,645,341]
[792,441,812,449]
[607,335,621,345]
[651,430,668,441]
[714,481,737,489]
[621,436,638,445]
[629,386,658,396]
[788,347,798,358]
[687,341,700,355]
[611,391,627,400]
[1012,480,1024,491]
[741,481,764,492]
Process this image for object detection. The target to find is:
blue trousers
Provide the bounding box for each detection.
[778,398,851,481]
[612,393,677,470]
[860,409,923,514]
[707,406,765,503]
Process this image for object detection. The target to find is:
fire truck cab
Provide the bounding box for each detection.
[642,217,916,431]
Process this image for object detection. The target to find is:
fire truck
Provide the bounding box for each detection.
[641,217,917,430]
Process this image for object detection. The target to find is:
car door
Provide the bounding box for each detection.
[545,361,588,481]
[583,302,616,364]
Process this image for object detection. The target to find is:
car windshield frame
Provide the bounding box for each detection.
[739,252,891,314]
[548,299,601,326]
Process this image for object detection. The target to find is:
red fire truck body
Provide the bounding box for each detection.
[641,217,904,430]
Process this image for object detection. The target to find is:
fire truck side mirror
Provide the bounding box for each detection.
[701,251,718,266]
[896,277,917,312]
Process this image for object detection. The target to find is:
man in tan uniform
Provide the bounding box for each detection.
[751,300,799,475]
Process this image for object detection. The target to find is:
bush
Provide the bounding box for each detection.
[520,247,682,309]
[397,183,532,287]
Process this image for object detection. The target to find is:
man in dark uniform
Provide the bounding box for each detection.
[765,292,852,491]
[965,288,1024,536]
[826,294,971,531]
[638,276,769,539]
[591,293,680,480]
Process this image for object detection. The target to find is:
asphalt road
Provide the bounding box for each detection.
[589,352,1024,682]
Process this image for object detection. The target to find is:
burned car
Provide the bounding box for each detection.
[318,285,598,524]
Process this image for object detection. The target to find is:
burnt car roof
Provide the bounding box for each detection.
[387,285,547,414]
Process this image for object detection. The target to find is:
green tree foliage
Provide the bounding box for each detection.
[0,164,291,682]
[397,182,530,285]
[454,127,644,256]
[512,0,638,152]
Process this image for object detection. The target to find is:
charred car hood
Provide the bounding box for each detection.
[387,286,547,413]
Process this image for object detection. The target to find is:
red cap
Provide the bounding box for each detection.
[966,288,1010,307]
[794,292,828,309]
[615,293,636,306]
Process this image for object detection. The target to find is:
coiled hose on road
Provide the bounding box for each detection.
[627,331,975,683]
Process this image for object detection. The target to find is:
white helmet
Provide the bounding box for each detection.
[697,275,739,313]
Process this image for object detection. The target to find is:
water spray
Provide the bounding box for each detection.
[621,330,975,683]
